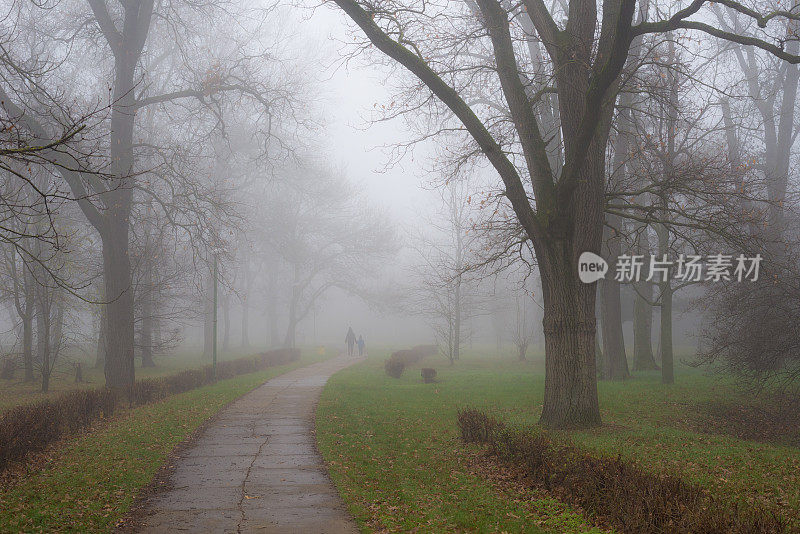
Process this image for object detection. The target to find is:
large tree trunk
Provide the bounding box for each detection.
[95,306,107,369]
[538,246,602,429]
[88,1,154,388]
[102,217,136,387]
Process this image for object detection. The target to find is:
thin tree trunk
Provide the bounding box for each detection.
[267,276,278,348]
[453,277,461,361]
[36,285,50,393]
[222,294,230,352]
[241,269,252,348]
[632,230,658,371]
[241,296,250,348]
[600,221,629,379]
[283,270,298,349]
[660,280,674,384]
[203,272,213,359]
[22,269,34,382]
[140,256,155,368]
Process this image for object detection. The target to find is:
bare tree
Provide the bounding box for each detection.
[329,0,800,427]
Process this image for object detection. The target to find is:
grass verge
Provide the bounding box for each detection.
[316,352,602,533]
[316,351,800,532]
[0,350,326,533]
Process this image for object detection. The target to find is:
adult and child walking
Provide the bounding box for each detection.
[345,326,366,357]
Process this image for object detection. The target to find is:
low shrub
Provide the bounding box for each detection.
[0,347,300,473]
[457,407,503,443]
[456,408,786,533]
[421,368,437,383]
[385,359,405,378]
[384,345,438,378]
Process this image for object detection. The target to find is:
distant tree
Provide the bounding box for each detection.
[262,162,395,349]
[409,180,481,364]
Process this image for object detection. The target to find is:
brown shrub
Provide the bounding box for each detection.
[457,408,786,533]
[385,358,405,378]
[0,347,301,473]
[457,407,504,443]
[384,344,438,379]
[421,368,437,383]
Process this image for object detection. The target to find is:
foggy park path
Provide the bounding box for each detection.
[134,355,361,534]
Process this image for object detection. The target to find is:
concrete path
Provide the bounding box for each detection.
[136,355,361,534]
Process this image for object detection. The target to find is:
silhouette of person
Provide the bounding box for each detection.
[357,335,365,357]
[345,327,356,357]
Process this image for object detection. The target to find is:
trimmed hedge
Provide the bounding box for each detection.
[457,407,786,533]
[0,348,299,473]
[384,345,437,378]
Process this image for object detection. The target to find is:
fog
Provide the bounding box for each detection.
[2,0,799,420]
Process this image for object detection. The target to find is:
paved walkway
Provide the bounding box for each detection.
[136,355,361,534]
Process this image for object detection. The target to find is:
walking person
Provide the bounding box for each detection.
[357,335,365,358]
[345,326,356,357]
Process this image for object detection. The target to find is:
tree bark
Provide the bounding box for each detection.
[660,280,674,384]
[203,272,214,359]
[633,289,658,370]
[632,230,658,371]
[600,221,629,379]
[95,306,107,369]
[539,244,602,429]
[266,276,279,348]
[140,303,155,368]
[102,217,136,387]
[22,269,34,382]
[453,276,461,361]
[36,284,50,393]
[222,294,230,352]
[284,271,298,349]
[241,296,250,348]
[86,0,154,388]
[140,248,155,368]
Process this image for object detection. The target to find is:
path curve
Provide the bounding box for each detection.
[135,355,361,534]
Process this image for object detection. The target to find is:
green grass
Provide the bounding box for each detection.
[316,352,604,533]
[0,349,328,533]
[316,351,800,532]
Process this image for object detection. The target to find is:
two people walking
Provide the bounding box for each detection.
[345,326,365,357]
